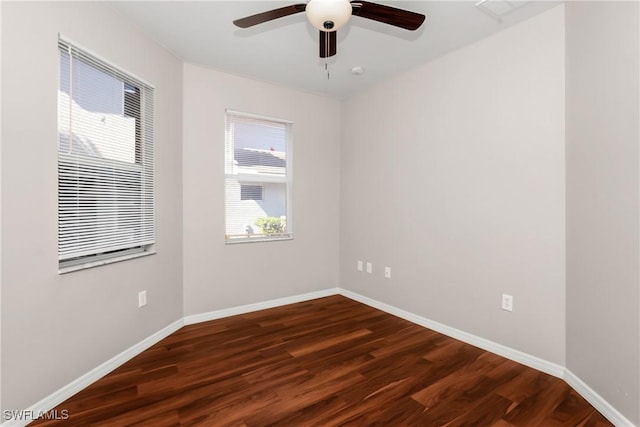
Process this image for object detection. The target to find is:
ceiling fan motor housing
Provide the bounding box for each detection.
[306,0,352,32]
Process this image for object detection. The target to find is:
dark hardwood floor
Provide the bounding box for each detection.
[31,295,612,426]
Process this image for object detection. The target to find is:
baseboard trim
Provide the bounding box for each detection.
[1,318,184,427]
[338,289,565,378]
[564,368,636,427]
[6,288,635,427]
[183,288,340,325]
[4,290,341,426]
[338,289,636,427]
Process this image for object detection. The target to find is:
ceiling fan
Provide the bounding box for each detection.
[233,0,426,58]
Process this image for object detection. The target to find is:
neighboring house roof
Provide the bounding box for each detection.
[235,147,286,175]
[58,91,136,164]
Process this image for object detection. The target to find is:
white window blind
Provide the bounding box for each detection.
[225,111,292,243]
[58,37,155,269]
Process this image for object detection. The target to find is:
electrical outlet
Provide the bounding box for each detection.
[501,294,513,312]
[138,290,147,308]
[366,262,372,274]
[357,260,363,272]
[384,266,391,279]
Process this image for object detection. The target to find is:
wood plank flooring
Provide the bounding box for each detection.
[30,295,612,426]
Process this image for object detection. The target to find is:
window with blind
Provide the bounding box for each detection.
[58,37,155,271]
[240,184,264,201]
[225,111,292,243]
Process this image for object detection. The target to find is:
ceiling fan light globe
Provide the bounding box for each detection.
[306,0,351,32]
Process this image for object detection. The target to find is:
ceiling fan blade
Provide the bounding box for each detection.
[233,4,306,28]
[351,1,425,31]
[319,30,337,58]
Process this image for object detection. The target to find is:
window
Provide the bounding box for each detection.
[225,111,292,242]
[58,37,155,271]
[240,184,263,201]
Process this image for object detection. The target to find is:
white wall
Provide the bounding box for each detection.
[566,2,640,424]
[182,64,340,316]
[1,1,183,413]
[340,6,566,364]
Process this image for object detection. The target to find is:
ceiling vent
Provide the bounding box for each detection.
[475,0,530,22]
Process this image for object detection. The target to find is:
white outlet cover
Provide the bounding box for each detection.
[138,291,147,308]
[366,262,372,274]
[357,260,363,271]
[501,294,513,311]
[384,267,391,279]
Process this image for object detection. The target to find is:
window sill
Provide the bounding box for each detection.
[225,235,293,245]
[59,249,156,274]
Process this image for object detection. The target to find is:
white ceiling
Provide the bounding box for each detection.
[111,1,561,98]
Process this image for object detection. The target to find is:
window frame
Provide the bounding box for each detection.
[224,109,293,244]
[57,36,156,273]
